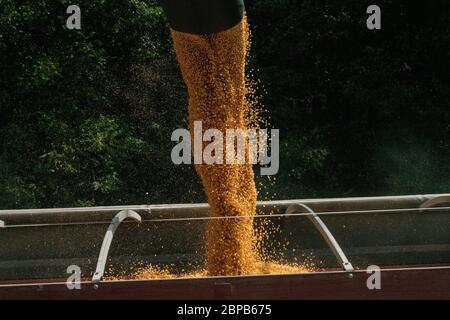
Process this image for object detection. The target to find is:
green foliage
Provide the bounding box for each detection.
[1,0,449,209]
[247,0,450,197]
[0,0,202,209]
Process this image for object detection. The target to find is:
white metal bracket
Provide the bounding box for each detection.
[286,203,354,274]
[92,210,142,284]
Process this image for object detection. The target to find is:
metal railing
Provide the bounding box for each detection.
[1,194,449,285]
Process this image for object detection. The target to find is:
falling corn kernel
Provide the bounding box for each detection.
[109,15,312,280]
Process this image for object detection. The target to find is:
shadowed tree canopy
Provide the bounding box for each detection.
[0,0,449,209]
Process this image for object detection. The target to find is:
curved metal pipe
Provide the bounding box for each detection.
[92,210,142,284]
[420,196,450,209]
[286,203,354,273]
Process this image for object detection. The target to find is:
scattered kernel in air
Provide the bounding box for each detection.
[108,15,312,280]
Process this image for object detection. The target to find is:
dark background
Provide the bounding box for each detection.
[0,0,449,209]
